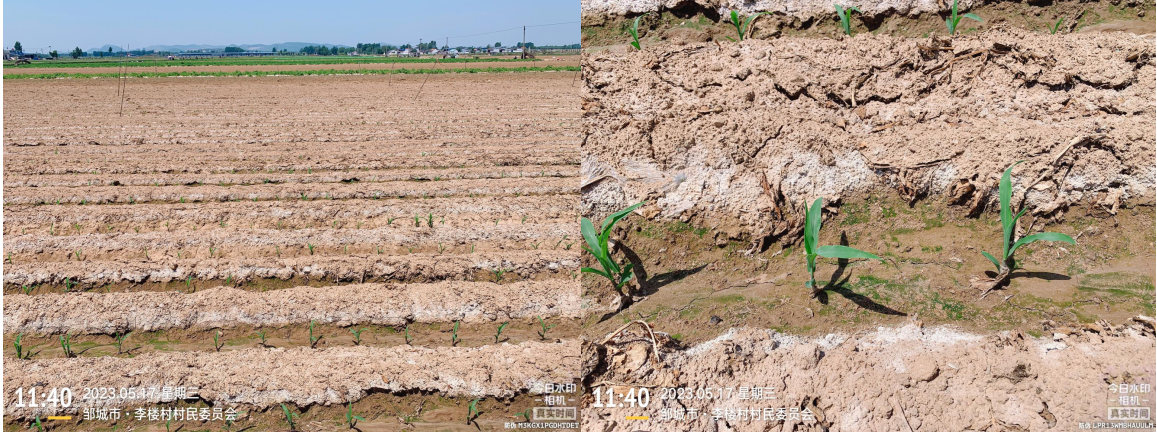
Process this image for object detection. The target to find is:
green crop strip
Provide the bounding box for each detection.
[5,56,540,69]
[4,65,580,80]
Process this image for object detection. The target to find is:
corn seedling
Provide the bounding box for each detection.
[536,316,556,340]
[427,213,434,228]
[513,408,532,422]
[451,320,460,346]
[727,10,770,41]
[64,278,76,292]
[209,246,217,257]
[414,215,421,227]
[143,248,150,260]
[21,285,35,294]
[114,331,131,354]
[834,4,862,36]
[466,398,482,425]
[307,243,315,255]
[802,198,883,295]
[14,334,33,360]
[554,235,569,250]
[491,268,509,283]
[495,322,509,343]
[387,217,397,226]
[60,333,75,358]
[1050,17,1064,34]
[350,328,366,345]
[213,330,224,352]
[309,320,323,348]
[581,201,646,304]
[33,417,43,432]
[945,0,982,35]
[281,404,300,431]
[404,324,413,345]
[377,246,384,254]
[346,402,365,429]
[225,274,234,286]
[438,243,447,254]
[186,276,194,292]
[275,246,282,257]
[521,215,528,224]
[976,162,1075,297]
[531,242,539,250]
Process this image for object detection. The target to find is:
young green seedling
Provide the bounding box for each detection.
[495,322,509,343]
[309,320,323,348]
[33,417,43,432]
[1050,17,1064,34]
[802,198,883,296]
[581,201,646,305]
[404,324,413,345]
[307,243,315,255]
[466,398,482,426]
[491,268,509,283]
[834,4,862,36]
[975,162,1075,298]
[60,333,75,358]
[213,330,224,352]
[14,333,32,360]
[258,330,269,347]
[114,331,131,355]
[281,404,300,431]
[727,10,771,41]
[350,328,366,345]
[451,320,460,346]
[427,213,434,228]
[536,316,556,340]
[945,0,982,35]
[346,402,365,429]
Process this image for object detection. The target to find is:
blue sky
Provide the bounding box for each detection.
[3,0,578,52]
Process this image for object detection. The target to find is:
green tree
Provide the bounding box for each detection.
[494,42,502,47]
[271,46,276,52]
[49,50,58,59]
[108,47,113,54]
[14,41,22,52]
[70,47,83,59]
[224,46,244,53]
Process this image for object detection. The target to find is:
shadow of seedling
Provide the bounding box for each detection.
[619,243,707,297]
[813,232,907,316]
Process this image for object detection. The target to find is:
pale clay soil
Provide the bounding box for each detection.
[3,72,581,421]
[581,27,1154,239]
[583,320,1156,431]
[3,280,580,335]
[5,339,578,421]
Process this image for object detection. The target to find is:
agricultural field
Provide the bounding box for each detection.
[3,69,581,430]
[579,1,1156,430]
[3,56,580,77]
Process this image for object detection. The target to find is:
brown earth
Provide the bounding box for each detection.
[3,71,580,425]
[4,280,580,334]
[2,57,579,75]
[582,320,1155,431]
[581,27,1154,238]
[4,340,578,420]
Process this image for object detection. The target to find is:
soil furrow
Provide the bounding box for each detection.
[5,223,576,260]
[3,176,575,205]
[2,165,578,188]
[2,195,577,233]
[4,339,580,420]
[4,280,580,334]
[4,250,579,288]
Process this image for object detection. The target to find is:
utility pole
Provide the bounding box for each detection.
[522,26,527,58]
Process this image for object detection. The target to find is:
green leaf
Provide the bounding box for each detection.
[599,201,646,236]
[999,161,1023,258]
[581,266,611,278]
[804,198,823,255]
[847,5,861,13]
[962,13,983,22]
[815,245,882,261]
[980,251,1002,271]
[581,218,604,258]
[1009,232,1075,258]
